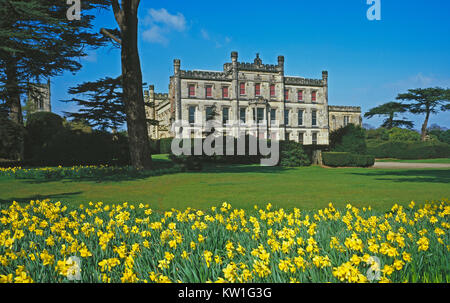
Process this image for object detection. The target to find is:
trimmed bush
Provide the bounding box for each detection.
[278,140,311,167]
[330,124,367,154]
[24,112,65,162]
[367,140,450,159]
[159,138,173,154]
[323,152,374,167]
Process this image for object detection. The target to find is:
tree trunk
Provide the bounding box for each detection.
[420,111,430,141]
[5,55,23,125]
[4,54,24,161]
[119,3,152,169]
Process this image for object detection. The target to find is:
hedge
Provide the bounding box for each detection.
[366,140,450,159]
[322,152,375,167]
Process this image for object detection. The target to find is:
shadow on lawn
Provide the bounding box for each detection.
[202,163,295,174]
[350,169,450,184]
[0,191,83,205]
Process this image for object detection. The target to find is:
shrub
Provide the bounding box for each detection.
[278,140,311,167]
[330,124,367,154]
[24,112,65,162]
[149,139,160,154]
[0,115,25,160]
[366,140,450,159]
[366,128,389,141]
[323,152,374,167]
[159,138,173,154]
[387,127,421,142]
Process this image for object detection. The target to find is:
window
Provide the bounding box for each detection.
[270,84,275,97]
[312,133,317,145]
[311,91,317,102]
[257,108,264,123]
[188,106,196,124]
[284,109,290,126]
[205,85,212,98]
[222,86,229,98]
[240,83,245,95]
[284,89,289,100]
[344,116,350,126]
[270,108,276,124]
[188,84,195,97]
[240,107,246,123]
[222,107,229,125]
[298,109,303,126]
[312,110,317,126]
[255,83,261,96]
[206,106,214,121]
[298,90,303,102]
[299,132,304,144]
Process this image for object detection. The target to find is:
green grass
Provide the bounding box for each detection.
[1,159,449,211]
[376,158,450,163]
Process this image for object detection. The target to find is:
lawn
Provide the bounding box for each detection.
[1,157,449,211]
[376,158,450,164]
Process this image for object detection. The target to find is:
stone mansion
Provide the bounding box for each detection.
[144,52,361,145]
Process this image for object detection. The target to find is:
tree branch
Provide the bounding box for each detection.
[111,0,124,26]
[100,28,122,45]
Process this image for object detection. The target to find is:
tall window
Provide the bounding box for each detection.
[270,84,275,97]
[257,108,264,123]
[206,106,214,121]
[205,85,212,98]
[240,107,246,123]
[240,83,245,95]
[284,109,290,126]
[298,90,303,102]
[270,108,276,124]
[311,110,317,126]
[344,116,350,126]
[298,109,303,126]
[188,84,195,97]
[255,83,261,96]
[189,106,196,124]
[312,133,317,145]
[222,86,229,98]
[222,107,229,125]
[284,89,289,101]
[311,91,317,102]
[299,132,304,144]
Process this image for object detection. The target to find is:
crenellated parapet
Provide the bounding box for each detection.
[180,70,230,81]
[285,77,325,87]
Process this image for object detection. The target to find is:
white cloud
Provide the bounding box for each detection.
[143,8,186,45]
[148,8,186,31]
[143,25,169,45]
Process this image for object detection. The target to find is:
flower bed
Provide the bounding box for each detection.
[0,199,448,283]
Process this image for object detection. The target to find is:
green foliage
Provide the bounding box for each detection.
[366,128,389,141]
[367,140,450,159]
[24,112,130,166]
[2,165,183,181]
[387,127,421,142]
[63,76,127,131]
[329,124,367,154]
[322,152,375,167]
[364,101,413,129]
[0,114,25,160]
[24,112,65,161]
[160,138,174,154]
[279,140,311,167]
[429,129,450,144]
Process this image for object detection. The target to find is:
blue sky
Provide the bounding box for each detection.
[52,0,450,129]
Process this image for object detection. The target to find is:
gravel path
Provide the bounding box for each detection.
[373,162,450,169]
